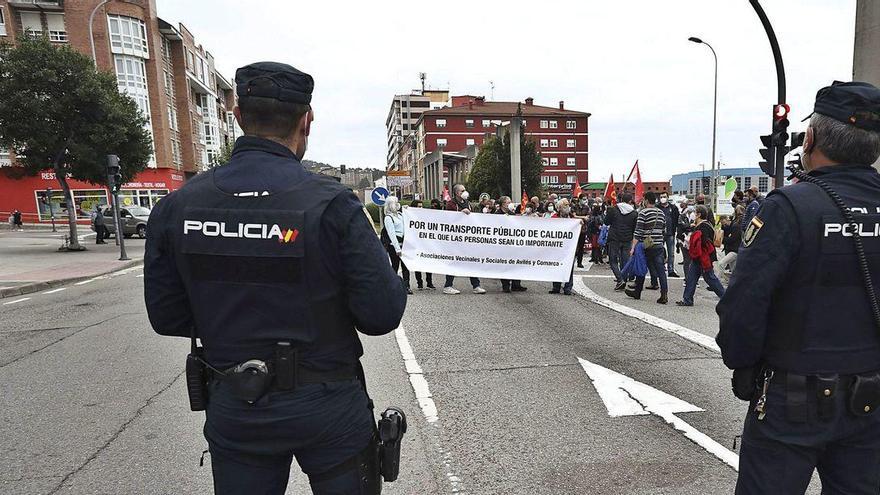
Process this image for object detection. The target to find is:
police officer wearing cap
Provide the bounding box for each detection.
[717,81,880,494]
[144,62,406,494]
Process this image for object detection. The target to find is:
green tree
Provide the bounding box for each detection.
[0,38,151,250]
[466,130,544,198]
[212,140,235,167]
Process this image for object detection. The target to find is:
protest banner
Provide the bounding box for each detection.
[401,208,582,282]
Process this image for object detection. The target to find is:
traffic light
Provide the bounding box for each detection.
[771,104,790,146]
[340,164,346,175]
[701,176,710,195]
[107,155,122,193]
[759,134,775,176]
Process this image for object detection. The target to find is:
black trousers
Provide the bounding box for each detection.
[206,381,378,495]
[386,239,410,289]
[736,378,880,494]
[575,230,587,266]
[414,272,433,287]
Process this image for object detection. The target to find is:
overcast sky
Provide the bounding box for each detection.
[156,0,857,181]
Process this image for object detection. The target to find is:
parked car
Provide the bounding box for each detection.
[91,205,150,238]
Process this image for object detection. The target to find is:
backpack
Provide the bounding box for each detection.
[598,224,609,247]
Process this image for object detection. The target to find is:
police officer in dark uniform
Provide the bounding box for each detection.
[717,81,880,494]
[144,62,407,494]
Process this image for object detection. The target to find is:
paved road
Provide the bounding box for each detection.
[0,263,821,494]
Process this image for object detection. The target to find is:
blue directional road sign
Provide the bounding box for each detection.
[371,187,389,206]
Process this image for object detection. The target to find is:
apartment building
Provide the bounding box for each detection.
[0,0,238,223]
[413,95,591,199]
[386,89,449,172]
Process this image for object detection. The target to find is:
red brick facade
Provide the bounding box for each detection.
[0,0,236,223]
[414,96,590,196]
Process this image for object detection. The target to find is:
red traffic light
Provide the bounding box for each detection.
[773,104,790,121]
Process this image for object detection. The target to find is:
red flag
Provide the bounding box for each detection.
[625,160,644,203]
[442,186,451,202]
[521,191,530,212]
[603,174,617,205]
[572,181,583,199]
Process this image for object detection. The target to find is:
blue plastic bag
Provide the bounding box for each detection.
[620,242,648,279]
[598,224,609,247]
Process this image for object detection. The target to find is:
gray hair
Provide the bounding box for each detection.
[694,204,710,221]
[811,113,880,165]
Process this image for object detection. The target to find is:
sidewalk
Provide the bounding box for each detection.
[0,229,145,298]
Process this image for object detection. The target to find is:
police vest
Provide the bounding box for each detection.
[765,165,880,375]
[168,170,358,369]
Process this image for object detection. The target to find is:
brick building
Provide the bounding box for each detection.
[409,95,590,199]
[0,0,238,224]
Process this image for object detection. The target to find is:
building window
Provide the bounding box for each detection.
[566,120,576,129]
[542,157,549,166]
[466,138,475,146]
[171,139,182,165]
[167,104,178,131]
[549,157,559,166]
[0,7,6,36]
[566,139,576,148]
[21,12,42,38]
[164,70,173,95]
[114,55,150,120]
[549,139,558,148]
[540,120,549,129]
[482,119,490,128]
[550,176,559,184]
[759,176,769,193]
[549,120,558,129]
[734,177,742,190]
[567,175,577,184]
[47,14,67,42]
[744,176,752,190]
[187,50,194,70]
[436,119,446,128]
[566,157,576,167]
[107,15,149,58]
[541,175,550,185]
[437,138,447,147]
[465,119,474,128]
[0,147,10,167]
[540,139,549,147]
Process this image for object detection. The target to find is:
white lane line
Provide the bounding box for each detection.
[394,326,437,422]
[393,326,463,492]
[572,278,720,353]
[580,275,615,279]
[42,288,67,295]
[74,279,95,286]
[3,297,31,305]
[135,274,144,278]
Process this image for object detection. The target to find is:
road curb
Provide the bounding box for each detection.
[0,258,144,299]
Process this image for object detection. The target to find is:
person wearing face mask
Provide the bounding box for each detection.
[144,62,405,493]
[549,199,576,295]
[657,192,681,278]
[717,81,880,494]
[543,201,556,219]
[495,196,527,293]
[572,193,591,268]
[442,184,485,294]
[382,196,412,295]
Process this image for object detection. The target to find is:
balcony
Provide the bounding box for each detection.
[8,0,63,11]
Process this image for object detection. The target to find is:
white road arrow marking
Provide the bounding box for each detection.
[578,357,739,471]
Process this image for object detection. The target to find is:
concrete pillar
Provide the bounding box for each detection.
[854,0,880,169]
[510,117,522,202]
[437,153,444,199]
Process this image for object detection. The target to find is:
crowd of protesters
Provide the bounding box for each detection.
[381,182,761,305]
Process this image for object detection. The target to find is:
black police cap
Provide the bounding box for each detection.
[235,62,313,105]
[804,81,880,132]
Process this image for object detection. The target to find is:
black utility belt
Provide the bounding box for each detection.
[775,370,880,421]
[213,343,357,403]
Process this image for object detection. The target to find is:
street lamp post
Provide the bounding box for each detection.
[688,37,718,211]
[89,0,110,70]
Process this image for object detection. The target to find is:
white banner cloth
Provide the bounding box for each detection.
[400,208,581,282]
